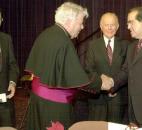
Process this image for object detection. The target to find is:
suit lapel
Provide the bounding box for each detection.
[130,40,142,65]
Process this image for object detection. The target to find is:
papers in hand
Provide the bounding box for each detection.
[108,122,142,130]
[0,93,7,102]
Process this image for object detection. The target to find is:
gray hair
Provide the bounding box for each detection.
[55,2,88,25]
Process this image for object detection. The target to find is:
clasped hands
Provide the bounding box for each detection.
[101,74,117,97]
[101,74,114,90]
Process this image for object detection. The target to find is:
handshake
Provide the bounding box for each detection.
[101,74,117,97]
[101,74,114,91]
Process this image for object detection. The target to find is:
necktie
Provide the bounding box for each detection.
[107,40,113,65]
[135,39,142,55]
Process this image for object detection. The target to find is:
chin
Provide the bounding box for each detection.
[130,31,136,37]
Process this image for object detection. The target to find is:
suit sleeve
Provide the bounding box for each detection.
[84,41,102,93]
[110,52,128,93]
[8,36,19,84]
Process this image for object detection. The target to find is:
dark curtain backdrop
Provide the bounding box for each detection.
[0,0,142,77]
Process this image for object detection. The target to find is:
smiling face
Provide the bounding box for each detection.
[127,11,142,40]
[100,13,119,39]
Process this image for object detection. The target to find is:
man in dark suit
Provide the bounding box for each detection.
[0,9,19,126]
[85,12,128,123]
[110,7,142,128]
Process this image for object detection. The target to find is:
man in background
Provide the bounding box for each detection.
[85,12,128,123]
[0,9,19,127]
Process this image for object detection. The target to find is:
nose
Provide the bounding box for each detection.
[108,25,113,30]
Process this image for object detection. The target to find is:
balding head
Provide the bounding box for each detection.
[100,12,119,39]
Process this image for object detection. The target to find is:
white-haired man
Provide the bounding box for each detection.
[26,2,92,130]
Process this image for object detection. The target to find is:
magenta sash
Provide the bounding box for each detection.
[32,77,78,103]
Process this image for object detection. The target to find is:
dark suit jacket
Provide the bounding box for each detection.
[85,37,128,103]
[112,40,142,125]
[0,32,19,93]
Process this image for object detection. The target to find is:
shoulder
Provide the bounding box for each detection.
[115,37,130,47]
[0,32,12,49]
[0,31,11,42]
[128,39,137,48]
[115,36,129,42]
[88,37,102,47]
[0,31,11,38]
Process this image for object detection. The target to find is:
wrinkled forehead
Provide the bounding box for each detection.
[100,14,118,25]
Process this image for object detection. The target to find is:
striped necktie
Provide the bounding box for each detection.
[107,39,113,65]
